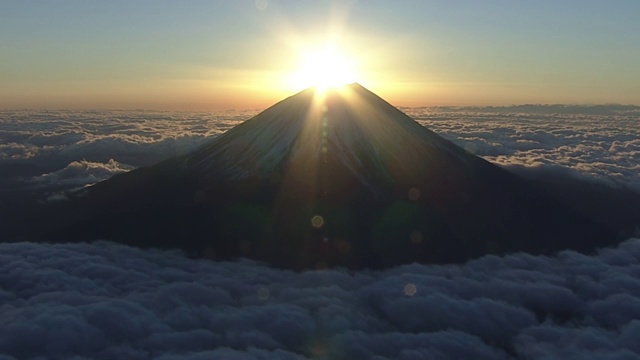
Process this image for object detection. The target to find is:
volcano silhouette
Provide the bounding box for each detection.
[34,84,615,269]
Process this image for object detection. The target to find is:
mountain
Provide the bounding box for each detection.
[25,84,617,269]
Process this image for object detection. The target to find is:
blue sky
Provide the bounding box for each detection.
[1,0,639,109]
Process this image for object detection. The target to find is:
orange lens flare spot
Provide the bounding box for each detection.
[311,215,324,228]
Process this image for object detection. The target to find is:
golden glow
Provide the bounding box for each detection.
[288,46,359,91]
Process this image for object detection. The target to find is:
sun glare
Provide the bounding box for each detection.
[289,47,358,91]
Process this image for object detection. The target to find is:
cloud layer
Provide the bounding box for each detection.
[2,107,639,191]
[405,107,640,190]
[1,240,640,359]
[0,109,251,168]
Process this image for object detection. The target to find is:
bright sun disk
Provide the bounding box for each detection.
[290,47,358,91]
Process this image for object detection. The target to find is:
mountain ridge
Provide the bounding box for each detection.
[23,84,619,269]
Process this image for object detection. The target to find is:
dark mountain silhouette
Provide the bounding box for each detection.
[25,84,617,269]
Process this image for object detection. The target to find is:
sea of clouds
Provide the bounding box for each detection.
[1,106,640,359]
[2,106,640,190]
[1,239,640,359]
[405,105,640,191]
[0,110,251,188]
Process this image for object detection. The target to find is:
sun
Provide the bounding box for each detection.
[289,46,358,91]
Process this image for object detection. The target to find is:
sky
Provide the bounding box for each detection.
[1,0,639,110]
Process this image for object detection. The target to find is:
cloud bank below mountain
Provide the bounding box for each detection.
[1,240,640,359]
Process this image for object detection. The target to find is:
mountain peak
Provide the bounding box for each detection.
[32,85,618,270]
[186,82,454,188]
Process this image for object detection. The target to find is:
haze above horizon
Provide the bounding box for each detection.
[1,0,639,110]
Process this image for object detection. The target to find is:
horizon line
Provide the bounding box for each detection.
[2,102,640,113]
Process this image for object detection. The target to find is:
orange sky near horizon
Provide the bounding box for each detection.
[1,1,639,110]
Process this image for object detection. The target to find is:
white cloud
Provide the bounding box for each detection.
[1,239,640,359]
[406,107,640,190]
[0,110,252,170]
[29,159,135,188]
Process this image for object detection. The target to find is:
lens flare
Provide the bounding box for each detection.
[311,215,324,228]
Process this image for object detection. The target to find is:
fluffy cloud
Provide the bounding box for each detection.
[405,107,640,190]
[29,159,135,188]
[1,239,640,359]
[0,110,252,171]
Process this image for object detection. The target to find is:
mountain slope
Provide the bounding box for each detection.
[26,84,617,269]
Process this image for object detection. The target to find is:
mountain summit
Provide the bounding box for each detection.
[33,84,615,269]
